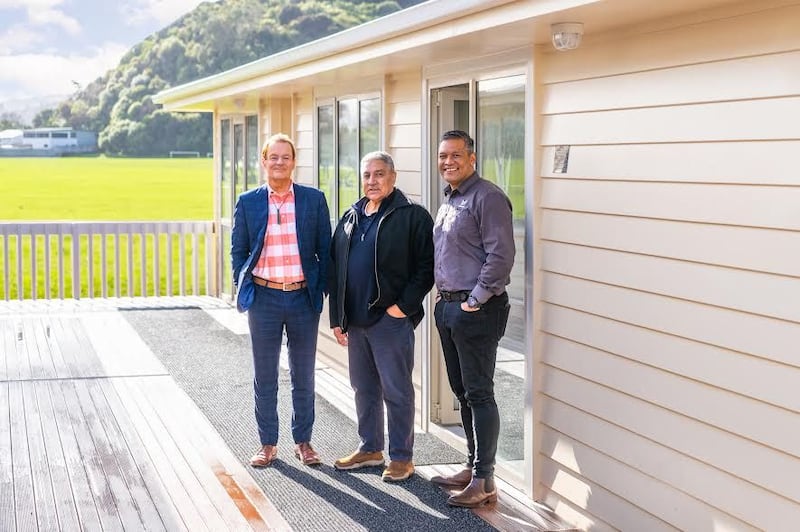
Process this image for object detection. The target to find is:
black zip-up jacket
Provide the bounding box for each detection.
[329,188,434,333]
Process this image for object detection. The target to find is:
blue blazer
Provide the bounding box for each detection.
[231,183,331,314]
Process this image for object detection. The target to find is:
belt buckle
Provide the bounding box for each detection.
[281,282,291,291]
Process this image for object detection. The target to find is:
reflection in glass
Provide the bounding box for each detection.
[477,74,526,467]
[233,124,244,206]
[338,99,359,215]
[220,119,232,219]
[245,115,259,190]
[318,105,335,226]
[221,226,232,295]
[359,98,380,155]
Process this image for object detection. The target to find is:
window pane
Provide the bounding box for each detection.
[245,115,259,189]
[233,124,245,206]
[477,74,526,466]
[221,225,232,295]
[318,105,336,226]
[338,99,359,215]
[220,119,231,219]
[359,98,380,156]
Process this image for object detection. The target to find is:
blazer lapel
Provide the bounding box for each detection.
[293,185,306,250]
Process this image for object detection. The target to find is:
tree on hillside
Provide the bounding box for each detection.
[32,0,425,156]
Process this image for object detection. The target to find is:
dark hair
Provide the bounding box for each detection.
[440,130,474,154]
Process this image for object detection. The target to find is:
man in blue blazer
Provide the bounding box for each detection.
[232,133,331,468]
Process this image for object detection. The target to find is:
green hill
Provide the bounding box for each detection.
[34,0,424,157]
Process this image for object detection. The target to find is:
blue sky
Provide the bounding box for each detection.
[0,0,213,103]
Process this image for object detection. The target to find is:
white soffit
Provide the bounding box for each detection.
[155,0,748,111]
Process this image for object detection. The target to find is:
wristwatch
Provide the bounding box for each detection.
[466,295,481,309]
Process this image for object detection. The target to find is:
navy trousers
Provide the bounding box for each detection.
[346,313,416,462]
[247,285,320,445]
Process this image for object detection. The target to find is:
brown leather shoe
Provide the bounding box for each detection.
[381,460,415,482]
[294,442,322,466]
[250,445,278,468]
[430,467,472,488]
[447,478,498,508]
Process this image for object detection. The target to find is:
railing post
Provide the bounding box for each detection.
[71,224,80,300]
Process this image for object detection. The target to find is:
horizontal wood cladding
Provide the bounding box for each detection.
[542,50,800,115]
[541,210,800,277]
[540,455,669,532]
[540,400,770,531]
[540,179,800,231]
[540,141,800,184]
[541,241,800,323]
[541,370,800,530]
[543,333,800,472]
[541,2,800,84]
[537,2,800,530]
[388,100,422,126]
[542,303,800,414]
[541,97,800,145]
[541,271,799,367]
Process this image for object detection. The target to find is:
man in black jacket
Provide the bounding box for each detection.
[329,151,434,482]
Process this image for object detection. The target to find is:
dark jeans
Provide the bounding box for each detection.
[247,285,320,445]
[434,292,510,479]
[346,313,416,461]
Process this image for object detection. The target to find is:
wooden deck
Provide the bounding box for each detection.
[0,310,289,531]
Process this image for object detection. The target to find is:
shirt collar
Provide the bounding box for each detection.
[442,171,479,197]
[267,182,295,197]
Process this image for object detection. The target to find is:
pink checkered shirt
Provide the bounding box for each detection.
[251,184,305,283]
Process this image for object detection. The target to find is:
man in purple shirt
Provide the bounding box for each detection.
[431,130,514,507]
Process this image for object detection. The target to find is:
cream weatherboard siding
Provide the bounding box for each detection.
[535,3,800,530]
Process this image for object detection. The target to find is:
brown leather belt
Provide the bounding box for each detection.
[253,277,307,291]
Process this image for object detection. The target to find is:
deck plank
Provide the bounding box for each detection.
[71,379,153,530]
[32,380,82,530]
[41,317,70,380]
[90,378,185,531]
[103,378,205,531]
[116,376,230,531]
[150,377,290,532]
[9,381,36,531]
[134,376,257,531]
[1,319,11,381]
[59,380,126,531]
[0,383,15,532]
[8,319,26,381]
[47,380,106,531]
[2,306,285,532]
[28,318,57,380]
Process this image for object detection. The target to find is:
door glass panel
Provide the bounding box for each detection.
[220,118,232,297]
[477,74,526,471]
[359,98,380,155]
[318,105,336,227]
[233,123,245,205]
[337,99,359,215]
[245,115,259,189]
[220,119,232,219]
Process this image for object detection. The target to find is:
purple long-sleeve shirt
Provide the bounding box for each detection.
[433,172,515,304]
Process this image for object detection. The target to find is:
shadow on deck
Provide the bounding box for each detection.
[0,297,576,532]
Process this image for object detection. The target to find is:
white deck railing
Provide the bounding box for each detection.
[0,221,216,301]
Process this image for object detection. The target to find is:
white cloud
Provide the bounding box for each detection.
[121,0,211,27]
[0,24,44,54]
[29,7,81,35]
[0,42,128,100]
[0,0,81,51]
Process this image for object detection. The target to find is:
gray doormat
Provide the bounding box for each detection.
[124,308,495,531]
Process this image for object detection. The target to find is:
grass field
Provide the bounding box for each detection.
[0,156,213,220]
[0,157,214,299]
